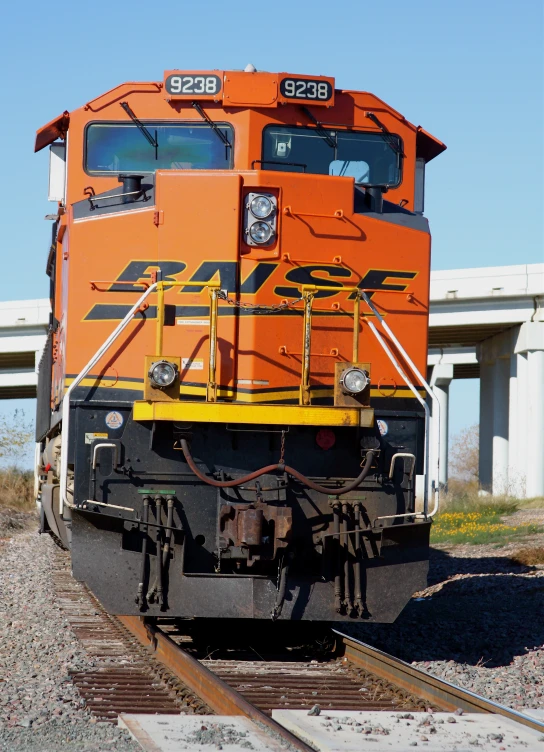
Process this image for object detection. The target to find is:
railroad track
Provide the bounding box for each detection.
[118,616,544,750]
[51,550,544,749]
[51,551,209,721]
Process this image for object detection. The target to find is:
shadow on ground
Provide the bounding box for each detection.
[347,546,544,668]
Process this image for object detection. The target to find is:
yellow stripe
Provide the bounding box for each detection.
[64,377,144,391]
[65,378,425,401]
[133,400,375,427]
[370,388,426,399]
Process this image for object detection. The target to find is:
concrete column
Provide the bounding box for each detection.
[526,350,544,498]
[478,361,494,492]
[510,352,528,496]
[492,356,510,495]
[430,363,453,489]
[512,321,544,498]
[507,353,518,492]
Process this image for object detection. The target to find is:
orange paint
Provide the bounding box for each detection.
[36,69,445,405]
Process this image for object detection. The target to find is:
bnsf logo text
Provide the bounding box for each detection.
[84,261,418,321]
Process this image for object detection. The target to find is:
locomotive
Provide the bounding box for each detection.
[34,67,445,623]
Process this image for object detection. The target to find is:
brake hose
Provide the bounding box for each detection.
[179,438,375,496]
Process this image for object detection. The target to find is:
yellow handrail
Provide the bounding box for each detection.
[300,292,314,406]
[154,280,221,402]
[299,285,362,405]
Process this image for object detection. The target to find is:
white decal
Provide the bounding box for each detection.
[377,419,388,436]
[84,432,108,444]
[182,358,204,371]
[105,411,124,430]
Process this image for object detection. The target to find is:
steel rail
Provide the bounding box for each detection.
[117,615,544,742]
[334,630,544,734]
[117,616,314,752]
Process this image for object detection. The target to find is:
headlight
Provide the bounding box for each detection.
[250,195,273,218]
[148,360,178,389]
[244,192,277,247]
[340,367,369,395]
[248,221,273,244]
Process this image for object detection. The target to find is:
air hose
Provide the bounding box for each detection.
[179,438,375,496]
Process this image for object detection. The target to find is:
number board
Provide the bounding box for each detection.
[164,71,223,99]
[278,75,334,106]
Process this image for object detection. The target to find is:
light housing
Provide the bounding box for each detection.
[249,194,273,218]
[248,221,273,244]
[340,367,369,395]
[148,360,178,389]
[244,192,277,247]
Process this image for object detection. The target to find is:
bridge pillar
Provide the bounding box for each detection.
[492,355,510,495]
[478,321,544,498]
[516,324,544,498]
[430,363,453,489]
[478,361,494,492]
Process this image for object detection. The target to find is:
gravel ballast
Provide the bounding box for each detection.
[0,530,140,752]
[2,521,544,749]
[353,536,544,711]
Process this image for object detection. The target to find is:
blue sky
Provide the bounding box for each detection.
[0,0,542,465]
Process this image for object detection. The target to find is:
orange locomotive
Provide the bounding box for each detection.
[35,67,445,622]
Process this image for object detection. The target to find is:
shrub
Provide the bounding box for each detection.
[0,466,35,511]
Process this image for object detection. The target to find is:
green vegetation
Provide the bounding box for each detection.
[431,425,544,545]
[431,494,543,545]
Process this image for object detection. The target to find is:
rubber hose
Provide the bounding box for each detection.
[179,439,375,496]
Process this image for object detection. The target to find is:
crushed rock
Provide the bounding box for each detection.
[0,530,139,752]
[350,534,544,711]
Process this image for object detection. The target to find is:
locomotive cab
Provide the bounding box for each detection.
[35,68,445,623]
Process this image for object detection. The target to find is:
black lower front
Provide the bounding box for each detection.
[69,402,430,623]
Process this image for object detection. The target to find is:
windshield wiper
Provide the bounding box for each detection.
[365,112,403,155]
[192,102,232,152]
[120,102,159,153]
[301,106,336,149]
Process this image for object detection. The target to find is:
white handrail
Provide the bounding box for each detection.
[361,293,440,518]
[59,283,158,514]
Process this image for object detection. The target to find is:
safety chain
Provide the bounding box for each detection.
[279,430,286,465]
[217,290,304,314]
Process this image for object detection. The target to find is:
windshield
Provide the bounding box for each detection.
[261,125,402,187]
[85,122,233,174]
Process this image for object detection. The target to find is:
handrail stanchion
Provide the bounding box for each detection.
[59,283,159,514]
[360,292,440,518]
[352,292,360,362]
[207,287,219,402]
[300,291,314,405]
[60,279,223,514]
[155,281,165,357]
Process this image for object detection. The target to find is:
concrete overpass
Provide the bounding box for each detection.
[1,262,543,497]
[428,263,543,498]
[0,299,50,399]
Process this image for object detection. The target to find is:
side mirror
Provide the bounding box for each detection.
[48,142,66,203]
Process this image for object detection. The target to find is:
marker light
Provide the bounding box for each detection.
[340,367,369,395]
[250,195,273,218]
[316,428,336,450]
[149,360,178,389]
[249,221,273,244]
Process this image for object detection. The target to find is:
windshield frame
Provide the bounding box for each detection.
[260,124,403,188]
[83,119,235,176]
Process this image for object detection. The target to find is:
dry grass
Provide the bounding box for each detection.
[0,467,35,511]
[510,547,544,566]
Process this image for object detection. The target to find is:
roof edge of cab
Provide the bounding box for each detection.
[416,126,446,163]
[35,111,70,153]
